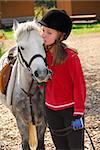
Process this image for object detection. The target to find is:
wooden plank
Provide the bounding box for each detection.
[70,14,96,19]
[70,14,97,24]
[72,20,97,24]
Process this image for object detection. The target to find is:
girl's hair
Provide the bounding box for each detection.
[45,32,68,65]
[52,41,68,65]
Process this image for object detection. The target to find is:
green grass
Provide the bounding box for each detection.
[0,29,14,39]
[0,22,100,40]
[4,29,14,39]
[0,49,4,57]
[0,43,5,57]
[72,22,100,34]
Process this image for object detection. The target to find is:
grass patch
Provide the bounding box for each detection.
[0,42,5,57]
[0,28,14,39]
[72,22,100,34]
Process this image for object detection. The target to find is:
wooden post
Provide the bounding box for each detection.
[56,0,72,15]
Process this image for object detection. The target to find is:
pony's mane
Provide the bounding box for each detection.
[14,20,41,39]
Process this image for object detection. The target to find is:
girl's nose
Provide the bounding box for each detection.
[42,33,46,38]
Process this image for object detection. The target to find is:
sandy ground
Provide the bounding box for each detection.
[0,32,100,150]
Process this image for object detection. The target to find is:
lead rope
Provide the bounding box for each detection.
[84,128,95,150]
[50,126,95,150]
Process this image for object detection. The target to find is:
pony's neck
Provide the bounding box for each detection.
[18,63,32,92]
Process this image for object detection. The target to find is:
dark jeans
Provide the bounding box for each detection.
[46,106,84,150]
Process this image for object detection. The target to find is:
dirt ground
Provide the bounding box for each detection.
[0,32,100,150]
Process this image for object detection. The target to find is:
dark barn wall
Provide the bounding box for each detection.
[56,0,72,15]
[0,1,34,18]
[72,1,100,20]
[56,0,100,20]
[0,1,34,28]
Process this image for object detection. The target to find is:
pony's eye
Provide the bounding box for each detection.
[20,46,24,50]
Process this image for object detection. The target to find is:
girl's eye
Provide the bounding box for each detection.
[42,28,52,35]
[48,32,52,35]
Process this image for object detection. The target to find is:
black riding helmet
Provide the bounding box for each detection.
[39,9,72,40]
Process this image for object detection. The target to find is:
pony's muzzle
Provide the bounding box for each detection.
[34,68,52,82]
[34,68,48,79]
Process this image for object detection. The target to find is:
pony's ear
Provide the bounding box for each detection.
[12,19,19,31]
[33,17,38,24]
[33,17,41,28]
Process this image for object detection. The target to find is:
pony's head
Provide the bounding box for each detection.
[13,19,51,83]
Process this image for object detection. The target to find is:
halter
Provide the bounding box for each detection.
[17,46,47,96]
[20,78,40,97]
[18,46,47,72]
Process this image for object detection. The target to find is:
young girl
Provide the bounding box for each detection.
[40,9,86,150]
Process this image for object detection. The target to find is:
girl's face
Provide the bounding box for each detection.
[41,26,58,46]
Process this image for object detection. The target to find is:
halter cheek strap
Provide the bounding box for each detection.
[18,47,29,68]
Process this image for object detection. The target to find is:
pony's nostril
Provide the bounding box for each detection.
[34,68,51,80]
[34,70,39,77]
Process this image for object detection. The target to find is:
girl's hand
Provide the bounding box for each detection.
[71,117,84,130]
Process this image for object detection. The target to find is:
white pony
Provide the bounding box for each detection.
[0,20,51,150]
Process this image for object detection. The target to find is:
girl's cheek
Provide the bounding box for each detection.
[42,32,46,38]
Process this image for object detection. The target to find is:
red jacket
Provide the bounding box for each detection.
[45,47,86,116]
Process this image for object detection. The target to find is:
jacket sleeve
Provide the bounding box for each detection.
[69,53,86,116]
